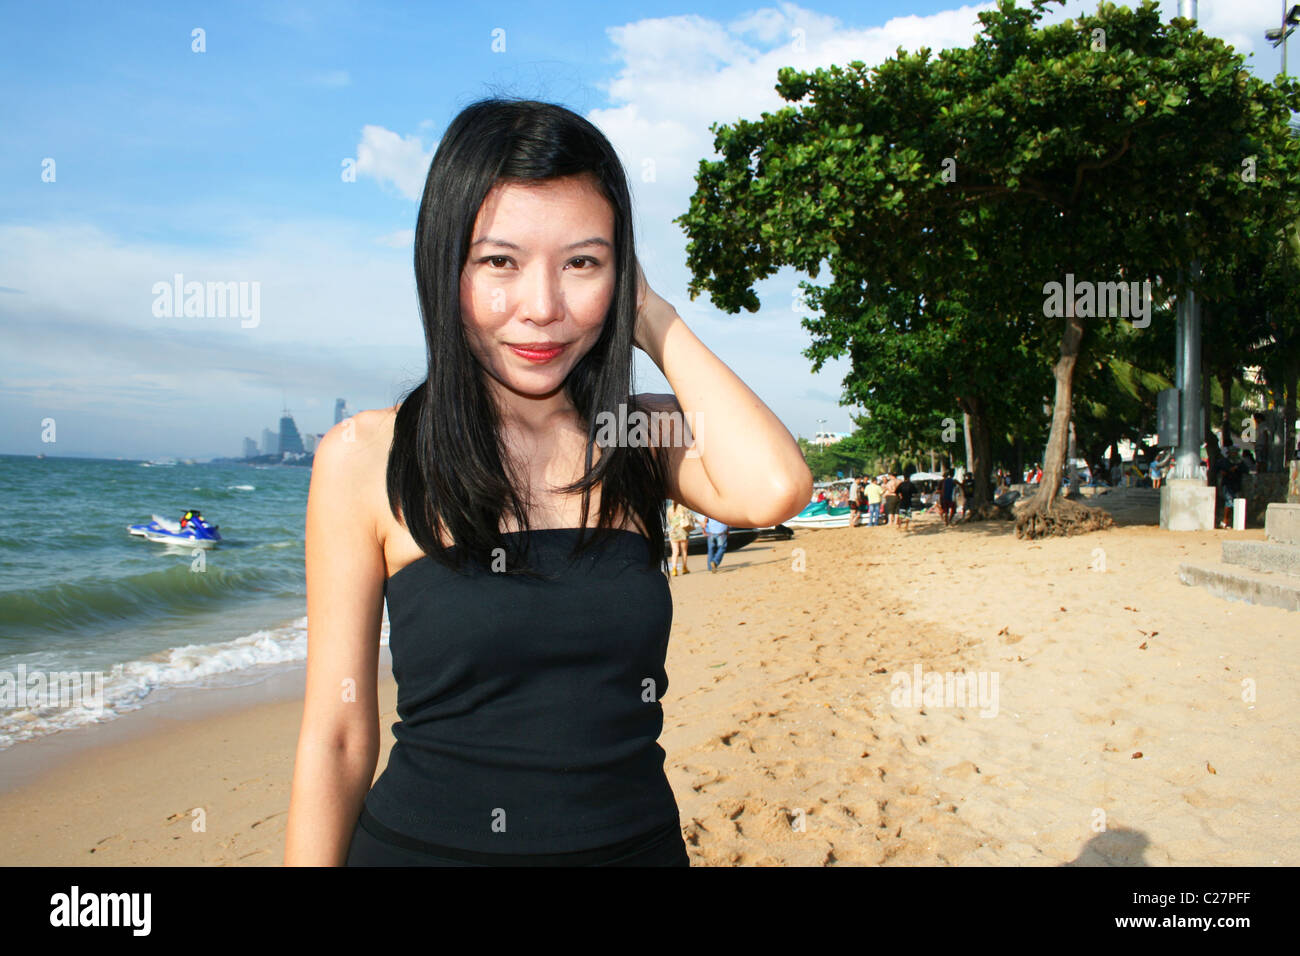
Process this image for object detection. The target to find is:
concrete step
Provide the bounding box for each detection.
[1222,541,1300,577]
[1266,503,1300,546]
[1179,562,1300,612]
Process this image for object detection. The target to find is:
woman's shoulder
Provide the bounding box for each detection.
[316,407,397,464]
[311,408,401,522]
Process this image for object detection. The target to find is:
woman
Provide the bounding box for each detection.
[666,499,694,575]
[284,98,811,867]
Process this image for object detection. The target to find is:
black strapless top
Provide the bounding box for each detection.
[363,528,680,854]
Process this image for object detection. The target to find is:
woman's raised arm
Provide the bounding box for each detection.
[634,264,812,528]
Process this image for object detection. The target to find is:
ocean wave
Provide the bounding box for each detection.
[0,615,390,748]
[0,562,300,635]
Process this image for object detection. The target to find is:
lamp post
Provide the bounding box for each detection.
[1265,3,1300,77]
[1161,1,1219,530]
[1171,1,1203,483]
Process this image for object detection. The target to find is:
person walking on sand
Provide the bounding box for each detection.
[666,499,694,576]
[284,98,812,869]
[939,468,958,527]
[698,514,729,572]
[895,472,916,532]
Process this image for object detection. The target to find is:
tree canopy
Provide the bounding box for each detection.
[677,0,1300,537]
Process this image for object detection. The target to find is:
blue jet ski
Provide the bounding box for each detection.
[127,509,222,548]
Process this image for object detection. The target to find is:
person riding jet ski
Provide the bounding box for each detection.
[127,508,222,548]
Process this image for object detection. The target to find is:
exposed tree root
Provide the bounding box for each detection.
[1014,494,1115,540]
[964,502,1015,522]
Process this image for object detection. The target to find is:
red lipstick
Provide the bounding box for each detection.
[507,342,567,364]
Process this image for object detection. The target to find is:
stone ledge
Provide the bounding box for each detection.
[1222,540,1300,577]
[1178,562,1300,612]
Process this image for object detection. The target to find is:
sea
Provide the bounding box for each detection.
[0,453,388,750]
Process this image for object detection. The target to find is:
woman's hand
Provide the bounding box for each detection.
[633,259,677,357]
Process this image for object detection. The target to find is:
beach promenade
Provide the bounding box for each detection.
[1,507,1294,866]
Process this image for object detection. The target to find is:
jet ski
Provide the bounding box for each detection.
[127,509,222,548]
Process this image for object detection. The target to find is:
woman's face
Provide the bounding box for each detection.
[460,174,616,403]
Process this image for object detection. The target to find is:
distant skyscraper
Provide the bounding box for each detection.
[334,398,350,425]
[279,408,304,455]
[261,428,277,456]
[242,437,258,458]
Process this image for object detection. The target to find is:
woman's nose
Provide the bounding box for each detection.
[517,264,563,323]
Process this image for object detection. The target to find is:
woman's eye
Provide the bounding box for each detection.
[479,255,599,269]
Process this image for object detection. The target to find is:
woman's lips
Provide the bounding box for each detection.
[507,343,567,364]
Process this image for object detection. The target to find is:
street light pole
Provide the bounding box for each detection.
[1174,261,1203,479]
[1266,2,1300,78]
[1171,1,1202,482]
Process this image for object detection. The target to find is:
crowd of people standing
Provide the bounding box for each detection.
[826,466,999,532]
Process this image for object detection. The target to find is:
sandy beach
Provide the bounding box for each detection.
[2,494,1295,866]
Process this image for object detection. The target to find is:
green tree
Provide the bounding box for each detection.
[676,0,1300,538]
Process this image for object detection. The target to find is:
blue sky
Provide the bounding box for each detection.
[0,0,1282,459]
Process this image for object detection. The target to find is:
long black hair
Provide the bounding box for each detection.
[387,97,668,577]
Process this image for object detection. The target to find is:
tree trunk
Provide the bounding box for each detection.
[1034,308,1084,508]
[957,394,994,511]
[1016,301,1114,538]
[962,411,975,476]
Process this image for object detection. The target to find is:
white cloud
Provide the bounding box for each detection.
[587,1,1281,435]
[354,124,433,201]
[587,3,1003,430]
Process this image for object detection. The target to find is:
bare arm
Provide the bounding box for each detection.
[634,263,812,528]
[284,413,388,866]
